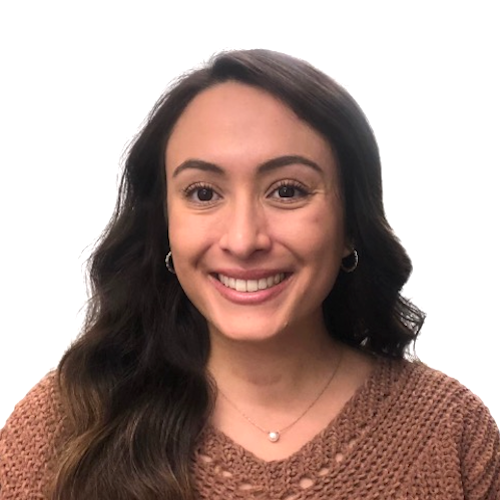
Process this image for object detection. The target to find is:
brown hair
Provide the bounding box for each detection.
[53,49,424,499]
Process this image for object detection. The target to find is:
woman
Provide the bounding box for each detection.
[1,49,499,499]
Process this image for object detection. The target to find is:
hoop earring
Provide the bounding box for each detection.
[165,251,175,274]
[341,249,359,273]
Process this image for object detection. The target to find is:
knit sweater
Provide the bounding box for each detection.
[1,359,499,499]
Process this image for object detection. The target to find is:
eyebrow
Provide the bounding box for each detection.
[171,155,323,178]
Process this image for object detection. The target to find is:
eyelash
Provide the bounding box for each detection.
[182,180,311,205]
[182,182,220,204]
[268,180,310,201]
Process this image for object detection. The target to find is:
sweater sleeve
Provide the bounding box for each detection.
[0,373,66,499]
[460,390,500,500]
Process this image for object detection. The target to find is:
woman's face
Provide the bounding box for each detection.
[166,82,349,343]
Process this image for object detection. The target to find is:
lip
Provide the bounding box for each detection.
[209,270,292,305]
[212,269,288,280]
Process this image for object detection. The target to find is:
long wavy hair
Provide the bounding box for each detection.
[52,49,424,499]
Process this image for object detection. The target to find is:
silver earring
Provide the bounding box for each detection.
[165,251,175,274]
[341,249,359,273]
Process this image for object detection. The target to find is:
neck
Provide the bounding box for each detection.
[207,321,343,408]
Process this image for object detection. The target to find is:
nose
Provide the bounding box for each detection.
[219,199,271,259]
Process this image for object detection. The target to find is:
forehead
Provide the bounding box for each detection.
[172,81,299,132]
[165,82,335,171]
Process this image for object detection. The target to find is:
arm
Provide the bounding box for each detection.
[460,392,500,500]
[0,373,66,499]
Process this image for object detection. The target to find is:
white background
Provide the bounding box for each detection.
[1,1,498,427]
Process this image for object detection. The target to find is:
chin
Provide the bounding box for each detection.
[208,317,291,344]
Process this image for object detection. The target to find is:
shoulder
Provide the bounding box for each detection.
[388,359,500,498]
[0,372,68,498]
[395,360,496,421]
[386,359,497,431]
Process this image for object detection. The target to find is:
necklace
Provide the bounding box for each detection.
[218,351,343,443]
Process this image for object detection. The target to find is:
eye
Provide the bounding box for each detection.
[277,185,297,198]
[269,181,309,201]
[195,187,214,201]
[183,183,221,204]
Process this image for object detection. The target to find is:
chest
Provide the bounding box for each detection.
[192,423,464,499]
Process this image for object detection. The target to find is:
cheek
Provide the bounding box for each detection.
[274,209,345,257]
[167,195,194,247]
[167,205,220,274]
[274,209,345,297]
[166,200,193,266]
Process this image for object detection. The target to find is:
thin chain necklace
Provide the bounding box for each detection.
[217,351,343,443]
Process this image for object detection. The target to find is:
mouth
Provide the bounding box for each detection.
[216,272,287,292]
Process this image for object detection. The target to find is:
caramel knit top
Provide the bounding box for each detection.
[1,359,499,499]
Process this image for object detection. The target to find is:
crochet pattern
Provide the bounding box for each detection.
[1,360,499,499]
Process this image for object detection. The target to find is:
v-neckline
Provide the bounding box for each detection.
[201,356,403,467]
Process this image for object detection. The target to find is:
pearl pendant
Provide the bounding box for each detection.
[268,431,280,442]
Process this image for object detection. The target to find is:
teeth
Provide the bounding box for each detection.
[218,273,285,292]
[247,280,259,292]
[235,279,246,292]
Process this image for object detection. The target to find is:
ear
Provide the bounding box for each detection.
[342,240,355,258]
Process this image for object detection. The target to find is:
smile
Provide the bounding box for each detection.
[217,273,286,292]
